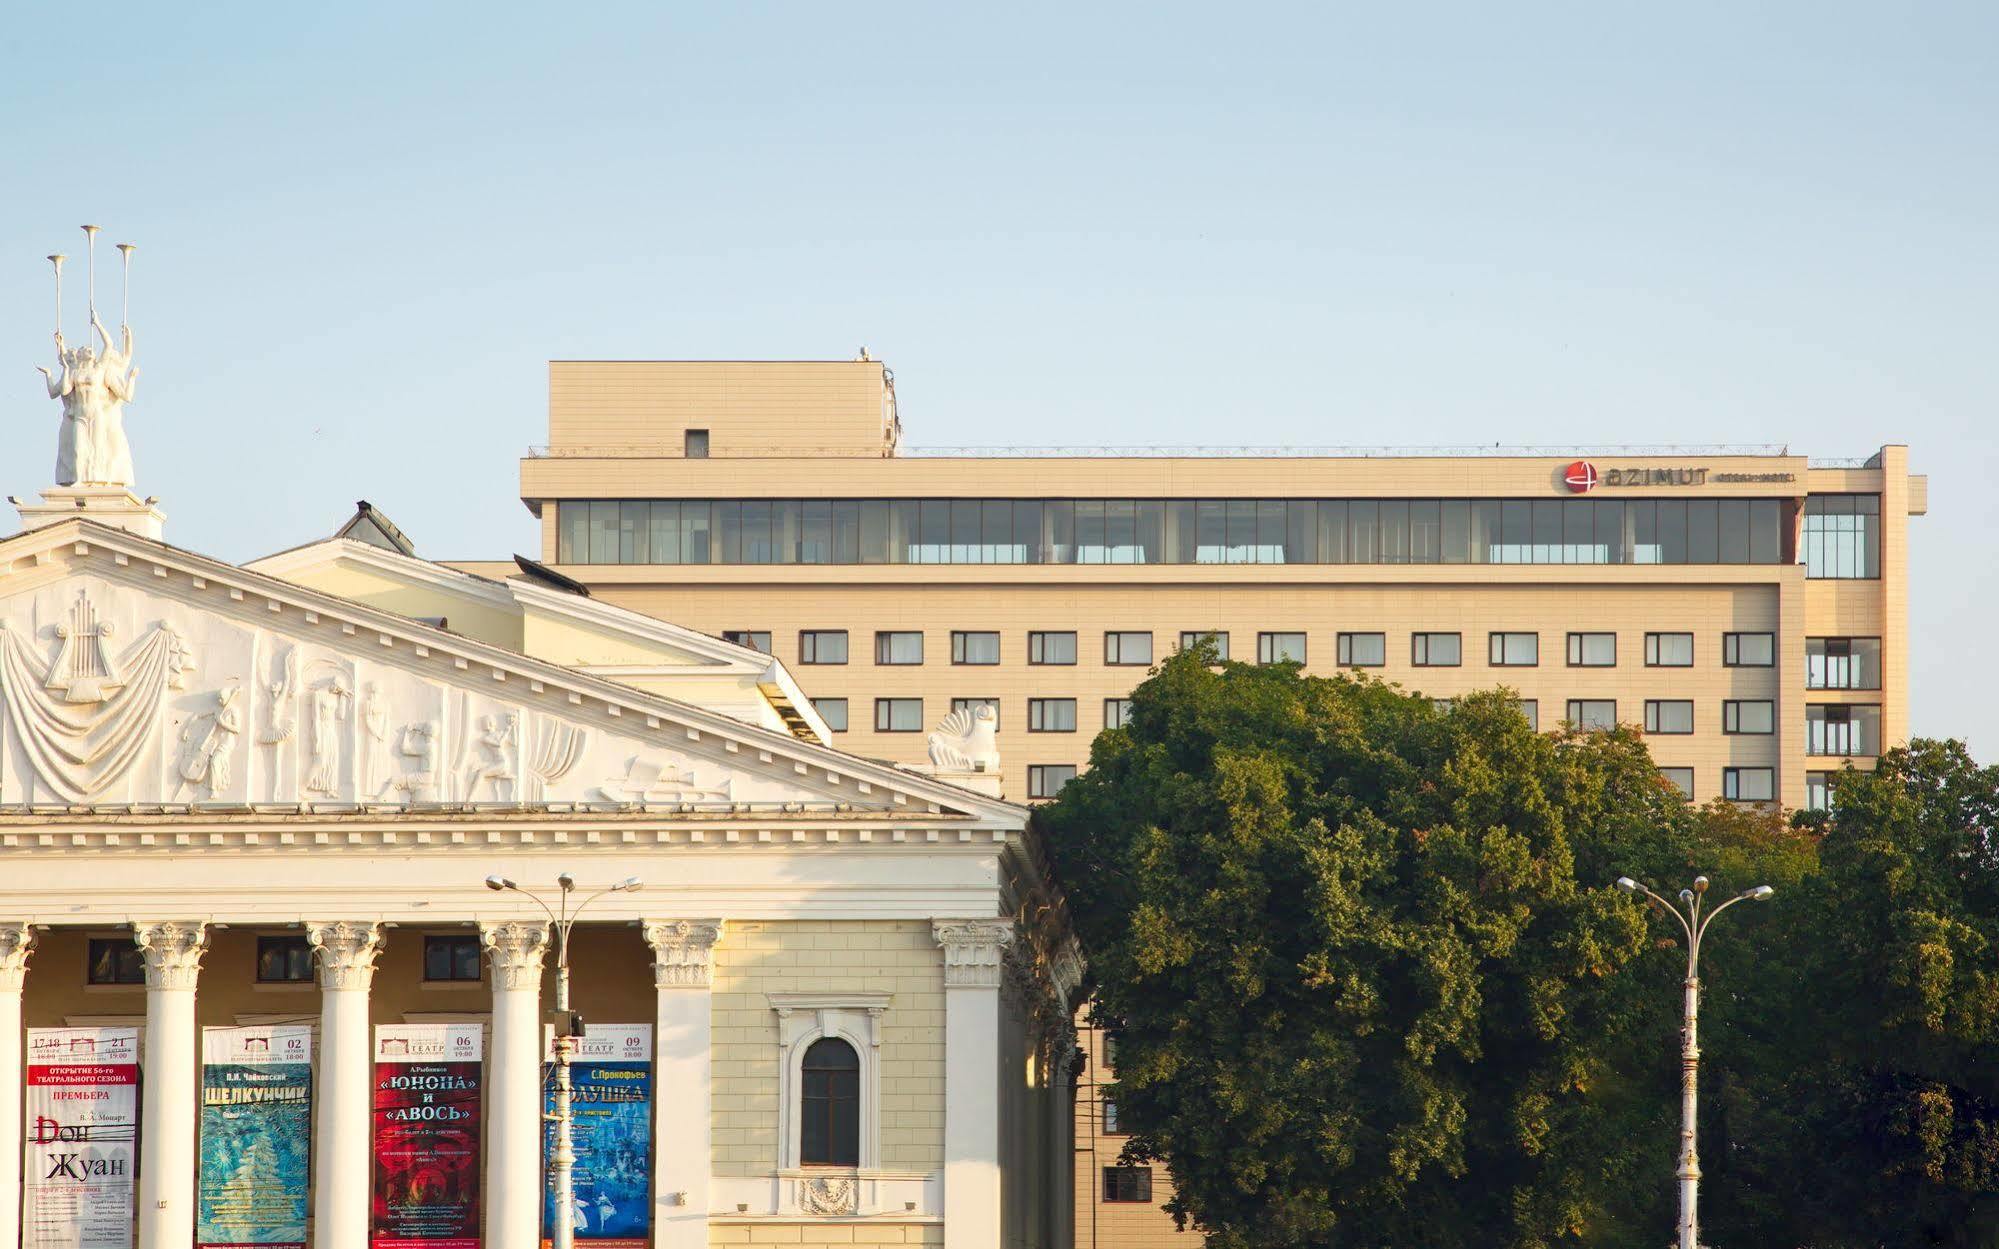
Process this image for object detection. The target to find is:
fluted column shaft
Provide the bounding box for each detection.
[481,921,550,1249]
[308,921,384,1249]
[0,925,34,1249]
[934,919,1012,1249]
[135,921,207,1249]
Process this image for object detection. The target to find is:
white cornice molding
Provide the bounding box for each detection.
[0,520,1025,827]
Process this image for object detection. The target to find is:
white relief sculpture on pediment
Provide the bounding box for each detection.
[302,671,352,796]
[465,713,519,802]
[524,714,586,802]
[174,679,241,800]
[596,754,733,804]
[358,682,388,795]
[256,643,299,801]
[380,721,442,803]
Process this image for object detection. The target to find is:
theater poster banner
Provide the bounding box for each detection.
[541,1024,652,1249]
[198,1026,313,1249]
[372,1024,484,1249]
[23,1026,140,1249]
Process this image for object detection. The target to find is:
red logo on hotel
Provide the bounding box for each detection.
[1563,460,1599,493]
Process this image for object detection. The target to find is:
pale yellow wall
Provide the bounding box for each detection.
[710,920,946,1177]
[710,1223,943,1247]
[549,361,891,459]
[271,562,525,651]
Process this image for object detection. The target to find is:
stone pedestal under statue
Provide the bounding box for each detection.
[11,485,166,539]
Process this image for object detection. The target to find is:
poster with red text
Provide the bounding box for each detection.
[23,1027,140,1249]
[371,1025,483,1249]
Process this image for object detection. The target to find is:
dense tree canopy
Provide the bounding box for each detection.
[1039,649,1697,1246]
[1042,649,1999,1247]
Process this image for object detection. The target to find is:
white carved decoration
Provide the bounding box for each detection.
[0,923,35,992]
[770,991,890,1173]
[926,703,999,772]
[642,919,724,989]
[0,574,910,812]
[465,713,518,802]
[798,1175,858,1215]
[174,680,241,800]
[933,918,1015,988]
[306,920,383,991]
[524,714,587,802]
[596,755,732,804]
[0,589,190,802]
[133,920,207,990]
[479,921,549,991]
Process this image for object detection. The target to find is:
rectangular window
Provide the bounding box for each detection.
[1257,632,1307,665]
[1028,765,1078,799]
[722,630,771,654]
[951,697,1000,730]
[1104,698,1135,729]
[1803,494,1881,579]
[814,698,849,732]
[86,938,144,986]
[1336,632,1386,668]
[1411,632,1461,667]
[1807,638,1882,690]
[1489,632,1539,666]
[1029,632,1077,665]
[1566,632,1617,667]
[1566,699,1618,731]
[1808,704,1882,757]
[1805,771,1834,811]
[1102,1167,1153,1204]
[1659,767,1695,800]
[255,936,314,984]
[874,698,924,732]
[1645,633,1694,667]
[1104,632,1154,665]
[798,631,848,665]
[683,429,710,458]
[875,632,924,665]
[1028,699,1078,732]
[1515,699,1539,732]
[1723,700,1776,735]
[1179,631,1229,661]
[1723,632,1775,667]
[1102,1098,1123,1135]
[423,935,483,983]
[1644,700,1694,734]
[951,631,1001,665]
[1723,767,1776,803]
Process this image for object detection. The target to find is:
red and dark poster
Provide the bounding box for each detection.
[371,1025,483,1249]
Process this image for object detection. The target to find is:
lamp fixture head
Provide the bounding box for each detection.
[1745,885,1776,901]
[613,877,643,892]
[485,875,513,892]
[557,872,576,893]
[1615,877,1641,893]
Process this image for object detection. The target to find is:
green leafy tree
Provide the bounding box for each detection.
[1700,740,1999,1246]
[1040,649,1700,1247]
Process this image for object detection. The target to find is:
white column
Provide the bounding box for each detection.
[481,920,549,1249]
[643,920,723,1249]
[307,921,383,1249]
[934,920,1012,1249]
[0,924,35,1249]
[134,921,207,1249]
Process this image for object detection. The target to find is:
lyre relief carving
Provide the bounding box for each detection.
[45,590,122,704]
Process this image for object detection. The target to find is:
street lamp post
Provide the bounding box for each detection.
[1616,874,1774,1249]
[485,872,642,1249]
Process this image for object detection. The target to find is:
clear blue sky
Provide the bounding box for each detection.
[2,3,1992,750]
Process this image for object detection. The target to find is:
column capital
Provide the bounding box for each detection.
[306,921,384,991]
[643,919,724,989]
[932,918,1015,988]
[478,920,549,991]
[0,924,33,992]
[133,920,207,991]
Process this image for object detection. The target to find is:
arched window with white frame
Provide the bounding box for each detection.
[770,991,888,1172]
[799,1036,860,1166]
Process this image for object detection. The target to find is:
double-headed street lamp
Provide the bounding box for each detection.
[1616,874,1774,1249]
[485,872,642,1249]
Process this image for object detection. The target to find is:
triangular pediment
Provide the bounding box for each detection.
[0,521,1018,825]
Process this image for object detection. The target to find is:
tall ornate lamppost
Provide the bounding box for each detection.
[485,872,642,1249]
[1616,874,1774,1249]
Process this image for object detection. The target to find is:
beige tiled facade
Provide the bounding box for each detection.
[462,358,1926,1248]
[1072,1011,1194,1248]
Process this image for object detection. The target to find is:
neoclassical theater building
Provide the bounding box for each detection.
[0,480,1082,1249]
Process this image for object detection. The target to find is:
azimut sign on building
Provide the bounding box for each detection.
[1562,460,1799,492]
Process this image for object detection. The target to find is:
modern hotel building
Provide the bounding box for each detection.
[500,357,1924,817]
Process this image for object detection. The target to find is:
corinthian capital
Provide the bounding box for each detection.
[643,919,724,989]
[133,920,208,991]
[306,920,383,991]
[478,921,549,991]
[0,924,34,992]
[932,918,1015,988]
